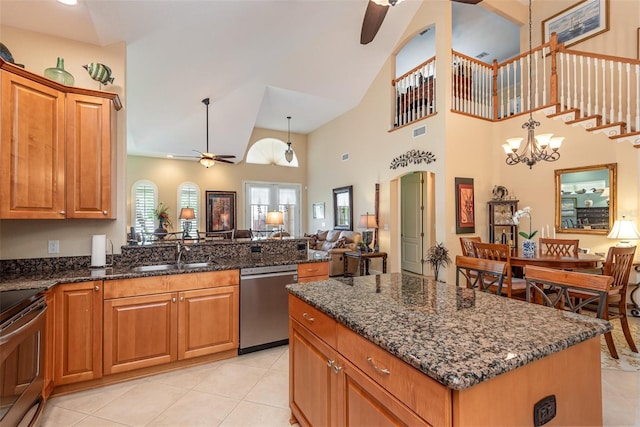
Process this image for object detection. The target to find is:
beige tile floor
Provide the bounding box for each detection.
[39,334,639,427]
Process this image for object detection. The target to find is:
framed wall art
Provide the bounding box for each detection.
[313,202,325,219]
[205,190,236,233]
[542,0,609,48]
[455,178,475,234]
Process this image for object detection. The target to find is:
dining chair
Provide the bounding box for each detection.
[524,266,612,317]
[539,238,580,257]
[459,236,481,257]
[472,242,527,299]
[598,246,638,358]
[455,255,507,295]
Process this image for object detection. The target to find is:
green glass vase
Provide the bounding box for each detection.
[44,57,74,86]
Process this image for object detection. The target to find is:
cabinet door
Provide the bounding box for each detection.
[66,93,115,219]
[54,281,103,385]
[0,70,66,219]
[338,357,429,427]
[289,318,339,427]
[43,289,55,398]
[178,285,239,360]
[104,293,178,375]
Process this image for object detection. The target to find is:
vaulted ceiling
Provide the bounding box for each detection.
[1,0,519,161]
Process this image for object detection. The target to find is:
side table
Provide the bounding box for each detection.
[344,251,387,276]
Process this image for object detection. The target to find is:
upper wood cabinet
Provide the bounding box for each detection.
[0,59,121,219]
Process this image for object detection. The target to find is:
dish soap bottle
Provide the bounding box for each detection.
[44,57,74,86]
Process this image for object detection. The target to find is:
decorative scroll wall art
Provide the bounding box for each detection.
[389,150,436,170]
[455,178,475,234]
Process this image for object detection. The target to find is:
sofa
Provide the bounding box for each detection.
[307,230,362,276]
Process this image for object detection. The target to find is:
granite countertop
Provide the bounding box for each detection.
[286,273,611,391]
[0,254,328,292]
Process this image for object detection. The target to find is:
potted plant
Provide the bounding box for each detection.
[425,242,452,282]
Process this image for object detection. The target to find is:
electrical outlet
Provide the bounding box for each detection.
[48,240,59,254]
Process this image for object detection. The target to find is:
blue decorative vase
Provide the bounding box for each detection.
[522,239,536,258]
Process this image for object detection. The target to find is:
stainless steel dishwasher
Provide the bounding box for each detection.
[239,264,298,354]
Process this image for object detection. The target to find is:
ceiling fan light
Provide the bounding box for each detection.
[371,0,402,6]
[200,157,215,168]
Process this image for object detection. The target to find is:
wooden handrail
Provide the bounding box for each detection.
[393,57,436,85]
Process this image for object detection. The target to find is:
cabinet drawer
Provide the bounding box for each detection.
[336,323,451,427]
[104,270,239,299]
[288,294,336,348]
[298,262,329,279]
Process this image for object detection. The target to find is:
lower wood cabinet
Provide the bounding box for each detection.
[43,289,55,399]
[103,271,239,375]
[54,281,103,385]
[297,261,329,283]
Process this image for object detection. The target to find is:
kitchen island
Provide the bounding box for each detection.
[287,273,611,426]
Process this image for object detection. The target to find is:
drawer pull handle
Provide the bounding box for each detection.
[367,357,391,375]
[302,312,315,323]
[180,296,184,302]
[172,297,176,303]
[332,365,342,374]
[103,210,108,215]
[327,359,334,367]
[94,285,100,291]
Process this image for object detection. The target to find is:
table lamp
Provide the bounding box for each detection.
[358,212,378,252]
[266,211,284,237]
[607,216,640,247]
[179,207,195,239]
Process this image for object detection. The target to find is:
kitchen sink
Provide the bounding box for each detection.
[130,264,178,272]
[131,261,217,273]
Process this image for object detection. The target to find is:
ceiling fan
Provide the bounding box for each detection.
[175,98,236,167]
[360,0,483,45]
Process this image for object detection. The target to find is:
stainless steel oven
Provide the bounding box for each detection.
[1,289,47,427]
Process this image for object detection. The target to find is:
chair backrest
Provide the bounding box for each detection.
[460,236,482,257]
[539,238,579,256]
[455,255,507,295]
[525,265,613,318]
[602,246,636,293]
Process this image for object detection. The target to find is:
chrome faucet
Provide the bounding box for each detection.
[176,241,190,265]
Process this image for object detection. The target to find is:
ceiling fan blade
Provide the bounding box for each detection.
[213,154,236,159]
[214,158,235,164]
[452,0,483,4]
[360,1,389,45]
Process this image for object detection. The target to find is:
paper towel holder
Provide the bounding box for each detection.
[90,237,114,269]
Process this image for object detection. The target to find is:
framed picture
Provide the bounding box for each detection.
[205,191,236,233]
[542,0,609,48]
[313,202,325,219]
[455,178,475,234]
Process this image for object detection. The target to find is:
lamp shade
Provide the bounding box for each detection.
[179,207,195,220]
[607,217,640,246]
[266,211,284,226]
[358,213,378,229]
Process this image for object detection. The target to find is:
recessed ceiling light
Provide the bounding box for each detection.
[57,0,78,5]
[166,154,174,158]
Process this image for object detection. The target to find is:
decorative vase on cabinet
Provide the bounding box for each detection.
[44,57,74,86]
[154,219,167,240]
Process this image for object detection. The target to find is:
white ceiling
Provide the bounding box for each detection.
[1,0,519,161]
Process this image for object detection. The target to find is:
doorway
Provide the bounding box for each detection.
[400,171,435,275]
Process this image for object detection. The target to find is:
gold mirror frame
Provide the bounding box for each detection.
[555,163,617,235]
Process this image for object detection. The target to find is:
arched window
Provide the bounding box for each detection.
[177,182,200,232]
[131,180,157,237]
[246,138,298,167]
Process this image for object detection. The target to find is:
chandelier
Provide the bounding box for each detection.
[502,0,563,169]
[284,116,294,163]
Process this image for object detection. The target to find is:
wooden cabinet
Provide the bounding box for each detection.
[487,200,519,248]
[54,281,103,385]
[297,262,329,283]
[43,289,55,399]
[0,60,120,219]
[103,271,239,375]
[289,295,435,427]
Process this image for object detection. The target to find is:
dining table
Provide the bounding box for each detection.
[509,250,604,270]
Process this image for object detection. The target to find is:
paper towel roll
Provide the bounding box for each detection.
[91,235,106,267]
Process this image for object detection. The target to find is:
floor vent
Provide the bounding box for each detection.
[341,153,349,161]
[413,125,427,138]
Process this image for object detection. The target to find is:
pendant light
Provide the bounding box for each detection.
[284,116,294,163]
[502,0,563,169]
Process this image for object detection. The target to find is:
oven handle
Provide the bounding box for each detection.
[0,302,47,345]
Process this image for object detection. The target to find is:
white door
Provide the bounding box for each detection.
[401,172,423,274]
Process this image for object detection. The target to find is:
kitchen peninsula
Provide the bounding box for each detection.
[287,273,611,427]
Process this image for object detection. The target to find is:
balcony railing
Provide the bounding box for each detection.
[393,33,640,138]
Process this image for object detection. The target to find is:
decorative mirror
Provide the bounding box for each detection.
[555,163,617,235]
[333,186,353,230]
